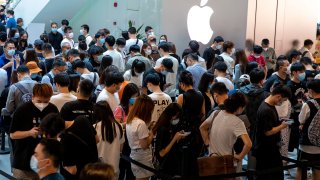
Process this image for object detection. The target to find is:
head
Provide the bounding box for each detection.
[80,24,89,35]
[4,40,16,57]
[189,40,200,54]
[34,39,44,51]
[129,44,140,56]
[198,72,215,93]
[72,60,86,74]
[275,59,289,74]
[222,41,235,55]
[120,83,140,114]
[116,38,126,51]
[40,113,65,138]
[0,32,7,43]
[32,83,54,105]
[61,19,69,28]
[158,42,170,56]
[67,49,80,63]
[235,49,248,66]
[159,58,174,75]
[145,26,154,36]
[213,61,228,76]
[292,39,300,49]
[245,39,255,52]
[304,39,313,50]
[94,33,106,46]
[141,43,152,57]
[63,26,73,39]
[9,28,19,39]
[261,39,270,50]
[145,73,160,92]
[105,35,115,48]
[42,43,54,57]
[153,103,183,132]
[88,45,103,61]
[159,35,168,43]
[100,65,120,85]
[307,79,320,98]
[77,79,94,98]
[121,31,129,40]
[31,139,63,175]
[128,27,137,36]
[6,10,14,18]
[78,41,87,52]
[179,70,194,91]
[249,68,265,85]
[290,62,306,81]
[210,82,229,105]
[270,84,292,106]
[167,42,177,54]
[105,71,124,93]
[54,72,70,91]
[19,31,28,41]
[211,56,225,69]
[186,53,199,66]
[224,92,247,115]
[40,33,49,43]
[80,163,115,180]
[300,57,313,66]
[213,36,224,49]
[253,45,263,57]
[131,59,145,77]
[289,50,301,63]
[52,60,67,75]
[50,22,58,33]
[24,48,39,64]
[16,65,30,81]
[126,94,154,124]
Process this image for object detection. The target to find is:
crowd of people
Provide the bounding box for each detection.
[1,7,320,180]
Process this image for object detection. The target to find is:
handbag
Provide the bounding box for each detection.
[197,110,236,177]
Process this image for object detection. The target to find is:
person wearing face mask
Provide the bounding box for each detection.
[6,10,17,36]
[41,59,68,93]
[142,58,174,95]
[16,17,24,33]
[253,84,291,180]
[141,43,154,65]
[203,36,224,69]
[115,37,126,61]
[126,44,152,72]
[219,41,236,77]
[93,32,106,49]
[0,31,7,56]
[96,71,124,111]
[264,56,290,92]
[80,24,93,45]
[186,53,206,91]
[9,83,58,180]
[60,26,74,48]
[17,31,31,52]
[48,22,63,55]
[57,19,69,36]
[0,40,21,86]
[143,26,154,43]
[31,139,64,180]
[153,103,188,177]
[34,39,45,61]
[200,92,252,174]
[248,45,268,78]
[73,60,100,87]
[123,59,145,88]
[88,45,104,71]
[39,43,56,75]
[261,39,277,78]
[103,35,125,72]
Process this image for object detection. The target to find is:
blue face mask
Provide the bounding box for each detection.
[129,98,136,105]
[99,38,105,45]
[7,49,15,56]
[208,84,212,91]
[298,72,306,81]
[51,28,57,33]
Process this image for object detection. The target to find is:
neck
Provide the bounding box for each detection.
[218,95,228,105]
[216,72,226,77]
[151,86,162,93]
[77,94,89,100]
[107,46,114,50]
[278,72,287,79]
[129,34,137,39]
[183,85,193,92]
[106,87,115,94]
[19,75,29,80]
[39,168,58,179]
[44,53,54,59]
[83,68,90,74]
[162,52,170,57]
[154,66,162,73]
[292,76,300,83]
[58,87,70,93]
[265,96,276,106]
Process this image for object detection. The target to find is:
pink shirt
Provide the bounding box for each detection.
[114,106,127,123]
[248,54,266,69]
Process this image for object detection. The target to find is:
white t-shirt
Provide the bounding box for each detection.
[148,92,172,123]
[81,72,100,87]
[198,56,207,69]
[215,76,234,91]
[125,38,143,54]
[95,121,125,174]
[0,69,7,94]
[85,35,93,46]
[156,56,179,97]
[96,89,120,112]
[123,70,144,88]
[61,38,74,48]
[205,110,247,155]
[49,93,77,111]
[219,52,235,76]
[103,50,125,72]
[126,117,149,149]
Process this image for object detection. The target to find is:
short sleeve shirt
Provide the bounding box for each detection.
[126,117,149,149]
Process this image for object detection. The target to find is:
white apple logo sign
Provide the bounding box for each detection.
[187,0,214,44]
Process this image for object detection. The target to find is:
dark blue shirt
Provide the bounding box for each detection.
[6,17,16,29]
[0,54,21,86]
[41,173,65,180]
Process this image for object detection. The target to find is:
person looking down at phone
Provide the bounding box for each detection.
[200,92,252,173]
[0,39,22,86]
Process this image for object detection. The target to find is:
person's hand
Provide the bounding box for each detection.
[164,83,172,89]
[29,127,39,138]
[173,132,185,143]
[280,122,289,129]
[64,166,77,175]
[234,154,243,161]
[148,121,156,130]
[15,55,20,64]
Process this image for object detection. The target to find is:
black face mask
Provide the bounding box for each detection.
[20,39,27,43]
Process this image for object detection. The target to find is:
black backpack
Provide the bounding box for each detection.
[15,83,32,103]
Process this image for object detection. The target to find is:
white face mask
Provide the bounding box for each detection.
[145,49,152,55]
[80,29,84,35]
[263,48,268,51]
[118,47,124,52]
[30,155,47,173]
[230,48,235,55]
[68,32,74,39]
[171,119,180,125]
[34,102,49,112]
[135,71,143,76]
[216,45,222,49]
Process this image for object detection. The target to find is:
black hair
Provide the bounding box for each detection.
[249,68,265,84]
[99,55,113,74]
[261,39,270,45]
[158,42,170,52]
[198,72,215,93]
[189,40,200,53]
[79,79,94,98]
[246,61,259,75]
[153,103,182,132]
[0,32,7,42]
[120,83,140,115]
[40,113,65,139]
[275,59,288,71]
[211,56,224,68]
[88,45,104,56]
[78,41,87,51]
[214,61,227,72]
[145,26,153,33]
[67,49,80,57]
[289,50,301,63]
[105,35,115,47]
[145,73,160,86]
[61,19,69,26]
[121,31,129,40]
[51,22,58,27]
[52,59,67,68]
[78,35,86,43]
[224,92,247,113]
[42,43,53,53]
[116,38,126,46]
[40,33,49,43]
[211,82,228,95]
[4,40,15,48]
[6,10,14,15]
[187,53,199,61]
[17,18,23,24]
[304,39,313,46]
[81,24,89,33]
[253,45,263,54]
[222,41,234,52]
[54,72,70,87]
[73,59,86,69]
[179,70,193,86]
[290,62,305,73]
[131,59,145,76]
[105,71,124,87]
[271,84,292,98]
[300,57,312,65]
[129,45,140,53]
[63,26,72,34]
[277,55,287,61]
[128,27,137,34]
[39,138,64,168]
[17,65,29,74]
[213,36,224,43]
[307,79,320,93]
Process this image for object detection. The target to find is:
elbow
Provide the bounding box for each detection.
[246,141,253,149]
[10,133,15,139]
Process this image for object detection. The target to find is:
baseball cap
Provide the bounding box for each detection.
[161,58,174,73]
[34,39,44,46]
[26,61,42,74]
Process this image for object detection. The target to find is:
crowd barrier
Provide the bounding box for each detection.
[0,169,16,180]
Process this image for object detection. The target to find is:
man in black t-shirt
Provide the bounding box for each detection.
[254,85,291,180]
[10,83,58,180]
[60,79,95,123]
[202,36,224,69]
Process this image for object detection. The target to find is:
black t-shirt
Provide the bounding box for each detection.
[254,102,281,152]
[287,80,307,113]
[203,47,220,69]
[60,116,98,179]
[39,58,55,75]
[48,32,63,54]
[305,70,319,81]
[60,99,94,124]
[142,68,166,94]
[9,102,58,170]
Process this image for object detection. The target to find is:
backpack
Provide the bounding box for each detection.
[301,51,309,58]
[308,99,320,146]
[46,73,54,85]
[15,83,32,103]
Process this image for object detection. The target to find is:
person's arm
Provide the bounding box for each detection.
[1,61,13,70]
[234,134,252,161]
[200,100,205,121]
[177,94,183,106]
[10,127,39,139]
[159,132,185,157]
[233,64,240,82]
[200,119,212,146]
[265,122,287,136]
[139,131,154,149]
[299,103,310,130]
[5,85,16,114]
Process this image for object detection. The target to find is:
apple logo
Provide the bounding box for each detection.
[187,0,214,44]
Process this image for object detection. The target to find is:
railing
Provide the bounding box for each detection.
[6,0,22,10]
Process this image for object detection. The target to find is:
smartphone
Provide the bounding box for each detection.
[281,118,294,125]
[183,131,191,136]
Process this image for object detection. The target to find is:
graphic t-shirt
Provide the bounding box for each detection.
[148,92,172,122]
